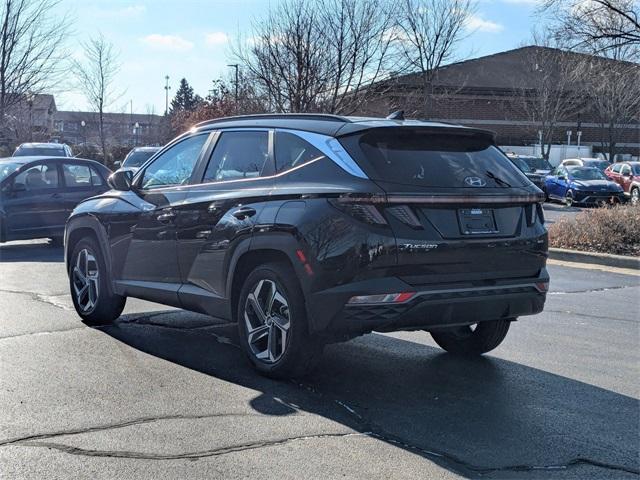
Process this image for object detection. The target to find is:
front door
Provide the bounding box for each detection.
[3,161,67,240]
[108,133,212,305]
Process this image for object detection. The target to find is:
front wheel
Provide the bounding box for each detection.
[631,187,639,206]
[237,262,322,378]
[565,190,574,207]
[430,319,511,356]
[69,237,126,325]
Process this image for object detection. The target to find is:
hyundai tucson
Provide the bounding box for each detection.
[65,114,549,378]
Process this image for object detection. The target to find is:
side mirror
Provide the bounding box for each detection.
[557,175,566,181]
[108,170,133,191]
[113,161,121,168]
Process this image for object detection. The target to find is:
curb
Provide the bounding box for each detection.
[549,248,640,270]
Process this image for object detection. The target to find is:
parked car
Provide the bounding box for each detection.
[506,154,545,190]
[116,146,161,173]
[561,157,610,172]
[13,142,73,158]
[0,157,111,243]
[544,165,624,206]
[605,161,640,205]
[64,113,548,378]
[509,154,553,175]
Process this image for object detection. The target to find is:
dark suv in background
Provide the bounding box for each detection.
[65,114,549,377]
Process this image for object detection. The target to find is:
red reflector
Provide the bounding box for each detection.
[304,263,314,276]
[395,292,415,303]
[535,282,549,292]
[296,249,307,263]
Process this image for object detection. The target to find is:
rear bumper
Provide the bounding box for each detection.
[308,269,549,337]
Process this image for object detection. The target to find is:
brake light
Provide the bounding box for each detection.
[535,282,549,292]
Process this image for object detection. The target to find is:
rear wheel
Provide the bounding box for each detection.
[237,262,322,378]
[69,237,126,325]
[430,319,511,356]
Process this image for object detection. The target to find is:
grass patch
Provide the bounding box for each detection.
[548,204,640,256]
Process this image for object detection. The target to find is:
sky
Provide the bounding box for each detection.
[53,0,544,114]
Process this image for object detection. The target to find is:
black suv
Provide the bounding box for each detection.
[65,114,549,377]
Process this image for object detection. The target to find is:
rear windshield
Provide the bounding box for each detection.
[340,129,529,188]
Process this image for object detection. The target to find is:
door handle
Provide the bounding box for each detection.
[51,193,62,198]
[157,211,176,223]
[231,206,256,220]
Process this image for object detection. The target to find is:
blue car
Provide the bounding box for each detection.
[544,165,625,207]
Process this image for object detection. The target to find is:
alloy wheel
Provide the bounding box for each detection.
[565,192,574,207]
[244,279,290,363]
[72,248,100,313]
[632,188,639,206]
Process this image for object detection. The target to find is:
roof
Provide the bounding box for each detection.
[387,46,639,91]
[131,146,161,152]
[194,113,493,137]
[16,143,67,149]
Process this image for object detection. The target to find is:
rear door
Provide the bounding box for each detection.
[339,128,546,283]
[3,161,67,239]
[60,161,109,217]
[174,130,274,315]
[620,164,633,194]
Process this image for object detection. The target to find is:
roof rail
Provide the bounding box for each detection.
[194,113,352,128]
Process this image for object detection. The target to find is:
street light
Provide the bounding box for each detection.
[80,120,86,145]
[134,122,139,146]
[227,64,239,114]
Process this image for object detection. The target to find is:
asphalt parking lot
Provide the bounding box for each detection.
[542,202,584,225]
[0,240,638,479]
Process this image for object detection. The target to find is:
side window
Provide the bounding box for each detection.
[204,131,269,182]
[275,131,325,173]
[611,163,622,173]
[62,164,92,188]
[621,164,631,175]
[13,163,59,191]
[90,167,104,186]
[142,134,209,189]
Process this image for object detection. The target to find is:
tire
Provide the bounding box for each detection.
[542,187,549,202]
[237,262,323,379]
[565,190,574,207]
[430,319,511,356]
[631,187,639,206]
[69,237,126,326]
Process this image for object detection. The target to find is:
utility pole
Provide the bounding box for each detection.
[164,75,171,115]
[227,64,239,114]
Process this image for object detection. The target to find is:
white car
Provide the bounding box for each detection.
[561,158,610,172]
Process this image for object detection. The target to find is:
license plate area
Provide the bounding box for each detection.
[458,208,498,235]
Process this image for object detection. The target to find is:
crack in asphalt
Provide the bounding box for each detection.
[12,432,366,461]
[0,325,87,341]
[544,309,639,324]
[0,412,281,447]
[324,391,640,477]
[0,288,72,310]
[549,284,639,295]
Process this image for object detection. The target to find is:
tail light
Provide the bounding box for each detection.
[348,292,416,305]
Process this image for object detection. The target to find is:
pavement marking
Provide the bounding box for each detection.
[547,258,640,277]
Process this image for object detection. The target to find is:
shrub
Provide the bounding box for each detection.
[548,204,640,256]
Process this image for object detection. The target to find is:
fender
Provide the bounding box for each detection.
[65,212,115,296]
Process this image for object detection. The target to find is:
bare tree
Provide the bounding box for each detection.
[235,0,396,114]
[72,34,122,162]
[542,0,640,53]
[516,42,586,160]
[0,0,69,139]
[583,59,640,161]
[394,0,476,118]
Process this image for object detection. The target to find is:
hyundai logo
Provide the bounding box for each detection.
[464,176,486,187]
